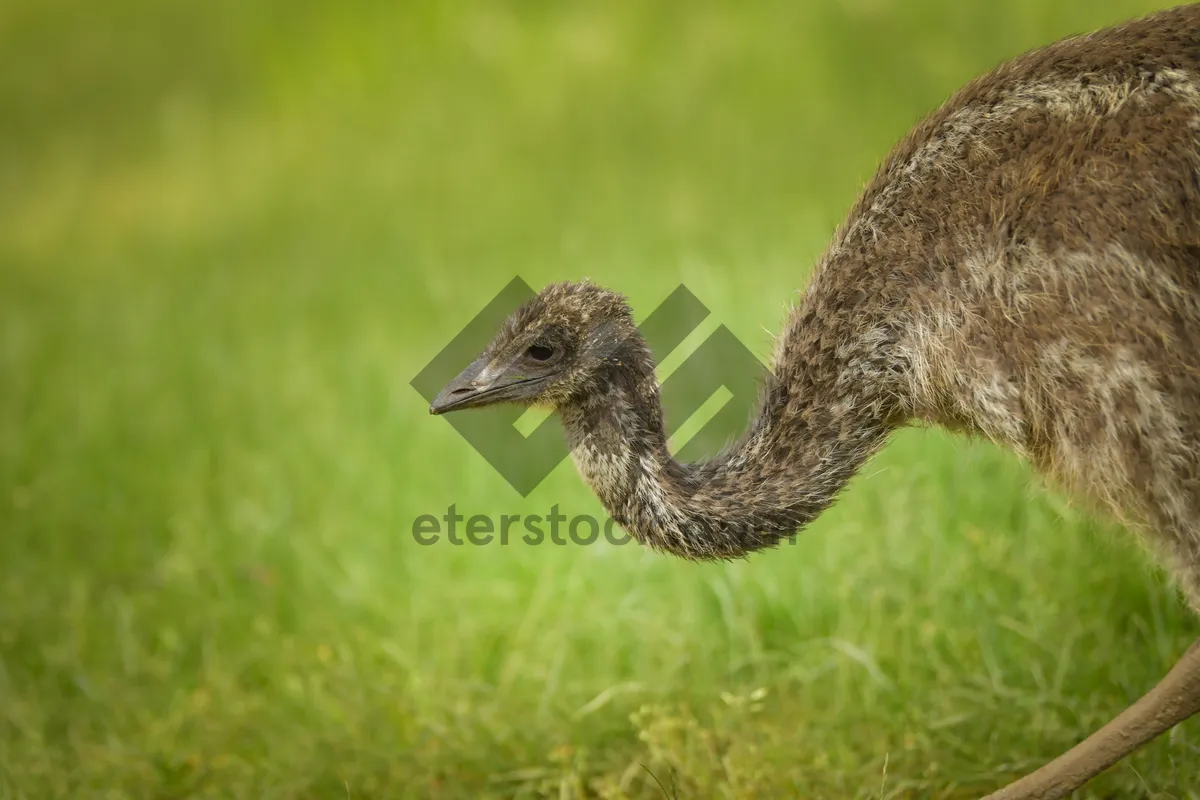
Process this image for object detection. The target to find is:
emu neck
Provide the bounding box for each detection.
[558,335,894,560]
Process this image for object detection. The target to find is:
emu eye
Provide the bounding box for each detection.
[526,344,554,362]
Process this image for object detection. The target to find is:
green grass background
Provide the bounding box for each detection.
[2,1,1199,797]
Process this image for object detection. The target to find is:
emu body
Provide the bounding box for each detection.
[432,5,1200,797]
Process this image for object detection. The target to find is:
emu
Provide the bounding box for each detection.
[429,5,1200,797]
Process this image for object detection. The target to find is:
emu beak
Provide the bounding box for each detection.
[430,356,551,414]
[429,356,500,415]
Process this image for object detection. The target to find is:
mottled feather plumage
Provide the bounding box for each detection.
[434,7,1200,796]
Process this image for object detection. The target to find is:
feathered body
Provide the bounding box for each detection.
[431,8,1200,795]
[495,6,1200,609]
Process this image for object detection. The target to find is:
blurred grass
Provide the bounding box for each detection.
[2,1,1199,797]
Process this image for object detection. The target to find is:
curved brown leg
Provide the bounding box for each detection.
[982,638,1200,800]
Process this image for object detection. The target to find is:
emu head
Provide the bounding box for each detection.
[429,281,647,415]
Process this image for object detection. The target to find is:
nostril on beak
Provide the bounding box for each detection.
[450,386,474,396]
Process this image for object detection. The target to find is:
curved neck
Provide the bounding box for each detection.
[559,326,898,560]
